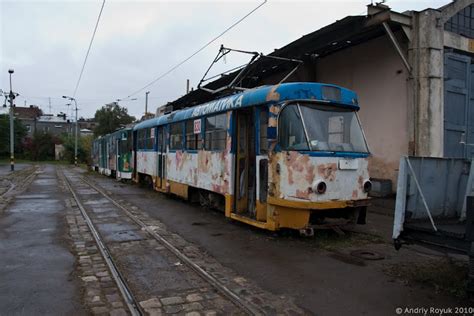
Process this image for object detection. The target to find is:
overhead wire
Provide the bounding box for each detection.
[72,0,106,98]
[121,0,267,100]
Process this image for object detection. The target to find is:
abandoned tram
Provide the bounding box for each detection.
[92,82,371,234]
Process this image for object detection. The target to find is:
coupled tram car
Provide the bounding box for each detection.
[92,128,133,180]
[92,82,372,234]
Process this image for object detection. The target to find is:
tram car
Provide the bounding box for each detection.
[126,82,371,234]
[92,128,134,179]
[114,128,133,180]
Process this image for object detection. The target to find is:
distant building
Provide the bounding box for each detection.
[12,106,97,138]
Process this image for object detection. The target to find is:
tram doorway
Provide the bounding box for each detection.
[234,108,257,218]
[157,126,166,190]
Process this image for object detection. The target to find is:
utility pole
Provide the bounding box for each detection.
[8,69,15,172]
[145,91,150,117]
[63,95,78,166]
[48,97,52,114]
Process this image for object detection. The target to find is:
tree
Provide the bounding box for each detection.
[62,134,93,165]
[94,103,135,137]
[24,131,57,161]
[0,114,27,158]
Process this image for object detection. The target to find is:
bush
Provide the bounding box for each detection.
[24,132,57,161]
[62,134,93,165]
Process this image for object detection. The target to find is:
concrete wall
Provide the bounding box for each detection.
[315,34,410,185]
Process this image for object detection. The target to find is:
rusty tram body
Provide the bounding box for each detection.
[93,82,371,234]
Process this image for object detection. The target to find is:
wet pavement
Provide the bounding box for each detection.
[0,165,86,315]
[0,163,31,176]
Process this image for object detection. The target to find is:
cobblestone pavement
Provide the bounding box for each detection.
[60,167,305,315]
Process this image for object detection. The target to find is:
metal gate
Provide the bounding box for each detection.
[444,52,473,158]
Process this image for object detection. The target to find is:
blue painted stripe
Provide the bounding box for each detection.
[133,82,360,131]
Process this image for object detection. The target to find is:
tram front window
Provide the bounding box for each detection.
[278,103,369,153]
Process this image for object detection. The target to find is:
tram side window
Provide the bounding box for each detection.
[145,127,155,150]
[185,120,202,150]
[205,113,227,151]
[170,123,184,150]
[137,129,146,149]
[278,105,309,151]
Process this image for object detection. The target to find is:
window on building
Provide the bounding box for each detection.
[170,123,184,150]
[445,5,474,39]
[185,120,202,150]
[204,113,227,151]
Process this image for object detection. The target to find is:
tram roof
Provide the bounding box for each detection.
[133,82,358,131]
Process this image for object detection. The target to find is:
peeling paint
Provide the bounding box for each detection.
[266,86,281,102]
[269,151,369,202]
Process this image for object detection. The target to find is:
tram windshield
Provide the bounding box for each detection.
[278,103,369,153]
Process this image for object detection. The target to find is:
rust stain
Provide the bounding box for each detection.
[268,153,280,198]
[266,85,280,102]
[305,165,315,184]
[268,117,277,128]
[295,189,310,200]
[283,151,312,185]
[352,190,358,199]
[358,176,364,189]
[198,151,211,173]
[269,104,280,115]
[317,163,337,181]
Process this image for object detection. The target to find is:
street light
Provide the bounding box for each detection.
[145,91,150,117]
[62,95,78,166]
[8,69,15,171]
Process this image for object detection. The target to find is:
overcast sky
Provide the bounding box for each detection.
[1,0,451,120]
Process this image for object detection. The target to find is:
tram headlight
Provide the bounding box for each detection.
[363,180,372,193]
[313,180,327,194]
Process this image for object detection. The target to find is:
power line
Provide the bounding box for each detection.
[122,0,267,100]
[72,0,106,98]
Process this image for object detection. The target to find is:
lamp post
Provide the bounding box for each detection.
[62,95,78,166]
[8,69,15,171]
[145,91,150,117]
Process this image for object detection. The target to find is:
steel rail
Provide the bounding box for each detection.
[1,166,38,198]
[80,175,264,316]
[60,169,143,316]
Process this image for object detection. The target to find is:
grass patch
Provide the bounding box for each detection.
[385,259,468,299]
[310,230,385,251]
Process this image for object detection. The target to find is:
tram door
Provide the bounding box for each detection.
[234,109,256,217]
[157,126,166,189]
[132,131,138,181]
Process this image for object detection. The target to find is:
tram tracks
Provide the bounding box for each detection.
[60,167,265,316]
[61,169,143,316]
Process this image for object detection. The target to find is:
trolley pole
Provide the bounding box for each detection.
[8,69,15,172]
